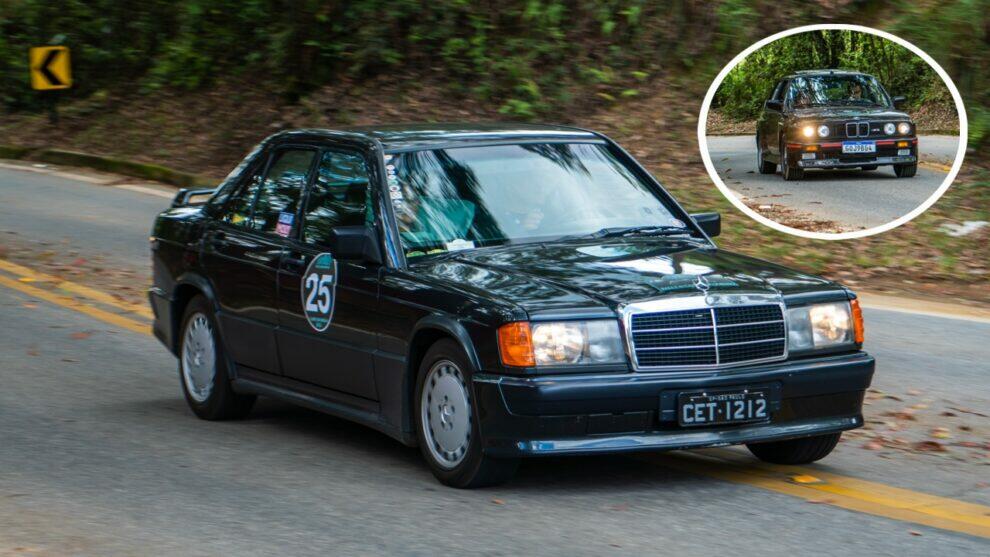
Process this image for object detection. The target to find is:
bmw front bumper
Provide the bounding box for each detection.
[473,351,874,457]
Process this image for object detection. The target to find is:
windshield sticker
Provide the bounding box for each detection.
[301,253,337,332]
[383,154,393,162]
[275,211,294,237]
[444,238,475,251]
[670,218,685,228]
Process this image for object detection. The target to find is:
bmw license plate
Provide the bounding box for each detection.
[678,390,769,427]
[842,140,876,154]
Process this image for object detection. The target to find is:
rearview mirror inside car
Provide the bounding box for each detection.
[690,212,721,237]
[329,225,382,264]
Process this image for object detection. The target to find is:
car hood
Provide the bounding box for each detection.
[792,106,910,121]
[415,239,843,315]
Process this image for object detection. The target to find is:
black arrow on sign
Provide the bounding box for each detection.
[38,49,63,86]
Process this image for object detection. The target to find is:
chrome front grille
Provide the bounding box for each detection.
[628,303,787,370]
[845,121,871,138]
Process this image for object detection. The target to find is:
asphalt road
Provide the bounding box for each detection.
[706,135,960,231]
[1,165,988,556]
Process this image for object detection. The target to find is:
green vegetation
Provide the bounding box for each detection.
[1,1,986,141]
[713,30,949,119]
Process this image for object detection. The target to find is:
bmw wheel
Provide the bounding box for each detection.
[756,134,776,174]
[415,339,518,488]
[780,139,804,181]
[179,295,255,420]
[894,163,917,178]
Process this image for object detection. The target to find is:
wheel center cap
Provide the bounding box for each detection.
[439,403,454,427]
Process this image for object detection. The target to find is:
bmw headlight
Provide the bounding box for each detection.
[884,122,896,135]
[898,122,911,135]
[787,301,863,353]
[801,125,815,138]
[498,320,625,367]
[817,125,830,138]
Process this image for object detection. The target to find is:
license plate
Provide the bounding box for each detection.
[842,141,876,154]
[678,390,769,427]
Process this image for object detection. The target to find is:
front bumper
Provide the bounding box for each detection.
[787,137,918,169]
[474,351,874,457]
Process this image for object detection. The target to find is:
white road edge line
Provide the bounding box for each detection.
[114,184,176,199]
[858,302,990,325]
[0,160,112,184]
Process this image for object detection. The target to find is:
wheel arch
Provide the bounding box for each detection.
[402,315,483,440]
[169,272,219,353]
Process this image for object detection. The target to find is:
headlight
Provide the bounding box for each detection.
[498,320,625,367]
[884,122,896,135]
[787,301,863,352]
[898,122,911,135]
[817,125,829,138]
[801,125,815,138]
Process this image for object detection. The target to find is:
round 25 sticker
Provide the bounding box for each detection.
[301,253,337,332]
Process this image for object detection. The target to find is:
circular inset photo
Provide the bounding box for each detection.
[699,24,966,239]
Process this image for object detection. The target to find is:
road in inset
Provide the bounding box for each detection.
[706,135,960,232]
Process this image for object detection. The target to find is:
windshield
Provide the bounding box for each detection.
[787,74,890,108]
[387,142,687,258]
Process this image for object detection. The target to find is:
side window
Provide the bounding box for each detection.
[220,160,267,228]
[252,148,317,235]
[301,150,372,245]
[771,80,786,101]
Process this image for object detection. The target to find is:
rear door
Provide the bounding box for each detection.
[275,147,382,400]
[203,146,317,374]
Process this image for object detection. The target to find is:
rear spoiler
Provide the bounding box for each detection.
[170,187,216,208]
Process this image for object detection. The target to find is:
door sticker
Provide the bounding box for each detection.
[301,253,337,332]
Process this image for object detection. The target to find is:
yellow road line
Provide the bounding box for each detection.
[0,274,150,336]
[919,160,952,173]
[1,263,987,539]
[0,258,153,319]
[651,449,990,539]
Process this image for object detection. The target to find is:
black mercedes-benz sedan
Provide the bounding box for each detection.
[149,123,874,487]
[757,70,918,180]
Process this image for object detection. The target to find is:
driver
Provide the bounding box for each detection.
[848,82,863,100]
[497,179,549,233]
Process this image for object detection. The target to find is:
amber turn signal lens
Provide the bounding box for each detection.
[896,140,909,148]
[850,298,864,344]
[498,322,535,367]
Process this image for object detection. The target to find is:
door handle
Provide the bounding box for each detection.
[283,255,306,271]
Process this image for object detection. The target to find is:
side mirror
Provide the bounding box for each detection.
[891,95,906,108]
[690,212,721,238]
[765,99,783,112]
[329,225,382,265]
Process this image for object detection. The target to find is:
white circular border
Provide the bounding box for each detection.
[697,23,968,241]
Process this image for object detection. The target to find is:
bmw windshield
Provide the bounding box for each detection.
[787,74,891,108]
[385,142,694,258]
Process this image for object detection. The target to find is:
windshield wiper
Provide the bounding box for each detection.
[557,225,695,242]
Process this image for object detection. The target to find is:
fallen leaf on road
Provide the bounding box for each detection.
[930,427,952,439]
[70,331,92,340]
[807,498,835,505]
[913,440,948,452]
[22,302,37,309]
[909,530,922,537]
[491,498,505,505]
[61,358,79,363]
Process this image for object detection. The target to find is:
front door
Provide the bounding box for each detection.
[276,148,381,400]
[203,146,317,374]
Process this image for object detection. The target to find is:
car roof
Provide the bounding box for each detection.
[784,69,874,80]
[267,122,601,151]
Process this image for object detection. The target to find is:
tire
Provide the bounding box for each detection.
[415,339,519,488]
[860,165,878,171]
[756,135,776,174]
[780,140,803,180]
[746,432,841,465]
[178,295,256,420]
[894,163,917,178]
